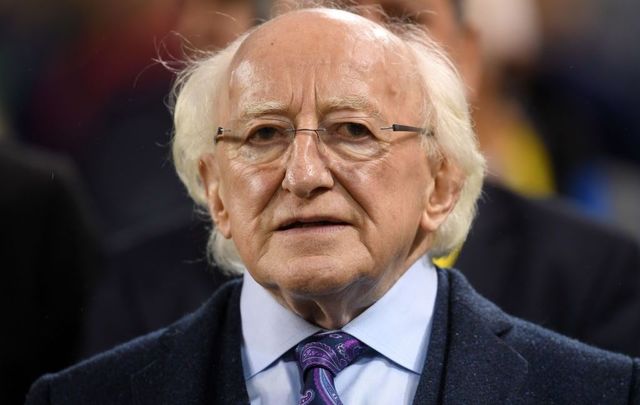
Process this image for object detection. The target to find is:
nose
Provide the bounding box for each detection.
[281,131,334,198]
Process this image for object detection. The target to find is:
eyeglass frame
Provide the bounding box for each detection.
[214,123,432,143]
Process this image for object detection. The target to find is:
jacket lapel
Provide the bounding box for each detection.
[414,268,529,404]
[130,279,248,405]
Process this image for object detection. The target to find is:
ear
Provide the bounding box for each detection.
[199,154,232,239]
[420,157,464,232]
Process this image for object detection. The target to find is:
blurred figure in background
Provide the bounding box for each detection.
[529,0,640,239]
[0,102,102,404]
[464,0,553,196]
[79,0,260,355]
[4,0,260,246]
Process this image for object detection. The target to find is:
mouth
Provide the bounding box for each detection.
[278,218,349,231]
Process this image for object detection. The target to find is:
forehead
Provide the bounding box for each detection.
[236,9,397,60]
[224,9,423,120]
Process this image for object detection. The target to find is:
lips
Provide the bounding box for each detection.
[277,217,349,231]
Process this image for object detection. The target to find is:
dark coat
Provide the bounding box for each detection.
[27,269,640,404]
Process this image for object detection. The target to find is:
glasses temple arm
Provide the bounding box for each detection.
[381,124,432,136]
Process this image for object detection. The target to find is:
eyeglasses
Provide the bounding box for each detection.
[215,117,432,164]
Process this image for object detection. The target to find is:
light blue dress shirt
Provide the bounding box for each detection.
[240,256,438,404]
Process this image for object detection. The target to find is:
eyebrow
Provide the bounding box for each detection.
[235,96,384,122]
[321,96,384,120]
[236,101,290,122]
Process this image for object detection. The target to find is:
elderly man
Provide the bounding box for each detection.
[28,7,639,404]
[84,0,640,360]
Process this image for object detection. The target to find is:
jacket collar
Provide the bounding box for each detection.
[414,268,529,404]
[130,279,248,405]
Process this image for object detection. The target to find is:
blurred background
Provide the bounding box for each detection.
[2,0,639,402]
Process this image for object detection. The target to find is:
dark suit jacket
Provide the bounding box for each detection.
[458,182,640,356]
[28,269,640,404]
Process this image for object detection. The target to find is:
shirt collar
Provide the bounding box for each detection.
[342,256,437,374]
[240,257,437,379]
[240,270,321,379]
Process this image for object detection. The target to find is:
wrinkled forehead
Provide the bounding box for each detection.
[223,9,423,121]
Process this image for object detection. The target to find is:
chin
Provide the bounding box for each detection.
[274,255,368,298]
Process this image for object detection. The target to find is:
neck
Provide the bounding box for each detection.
[278,283,375,330]
[271,249,428,329]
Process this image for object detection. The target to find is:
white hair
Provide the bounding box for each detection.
[171,7,485,274]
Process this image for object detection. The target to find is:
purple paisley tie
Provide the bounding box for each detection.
[295,331,369,405]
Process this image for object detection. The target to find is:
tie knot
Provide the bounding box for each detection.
[295,332,368,376]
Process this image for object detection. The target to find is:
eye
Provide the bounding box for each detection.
[245,126,288,145]
[333,122,375,140]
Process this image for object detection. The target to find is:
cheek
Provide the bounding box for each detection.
[332,148,430,228]
[333,155,416,210]
[221,160,284,232]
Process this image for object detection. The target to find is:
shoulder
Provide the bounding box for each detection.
[445,268,639,402]
[505,311,640,402]
[25,279,243,405]
[26,328,168,404]
[506,314,635,383]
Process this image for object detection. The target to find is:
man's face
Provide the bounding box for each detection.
[201,10,452,322]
